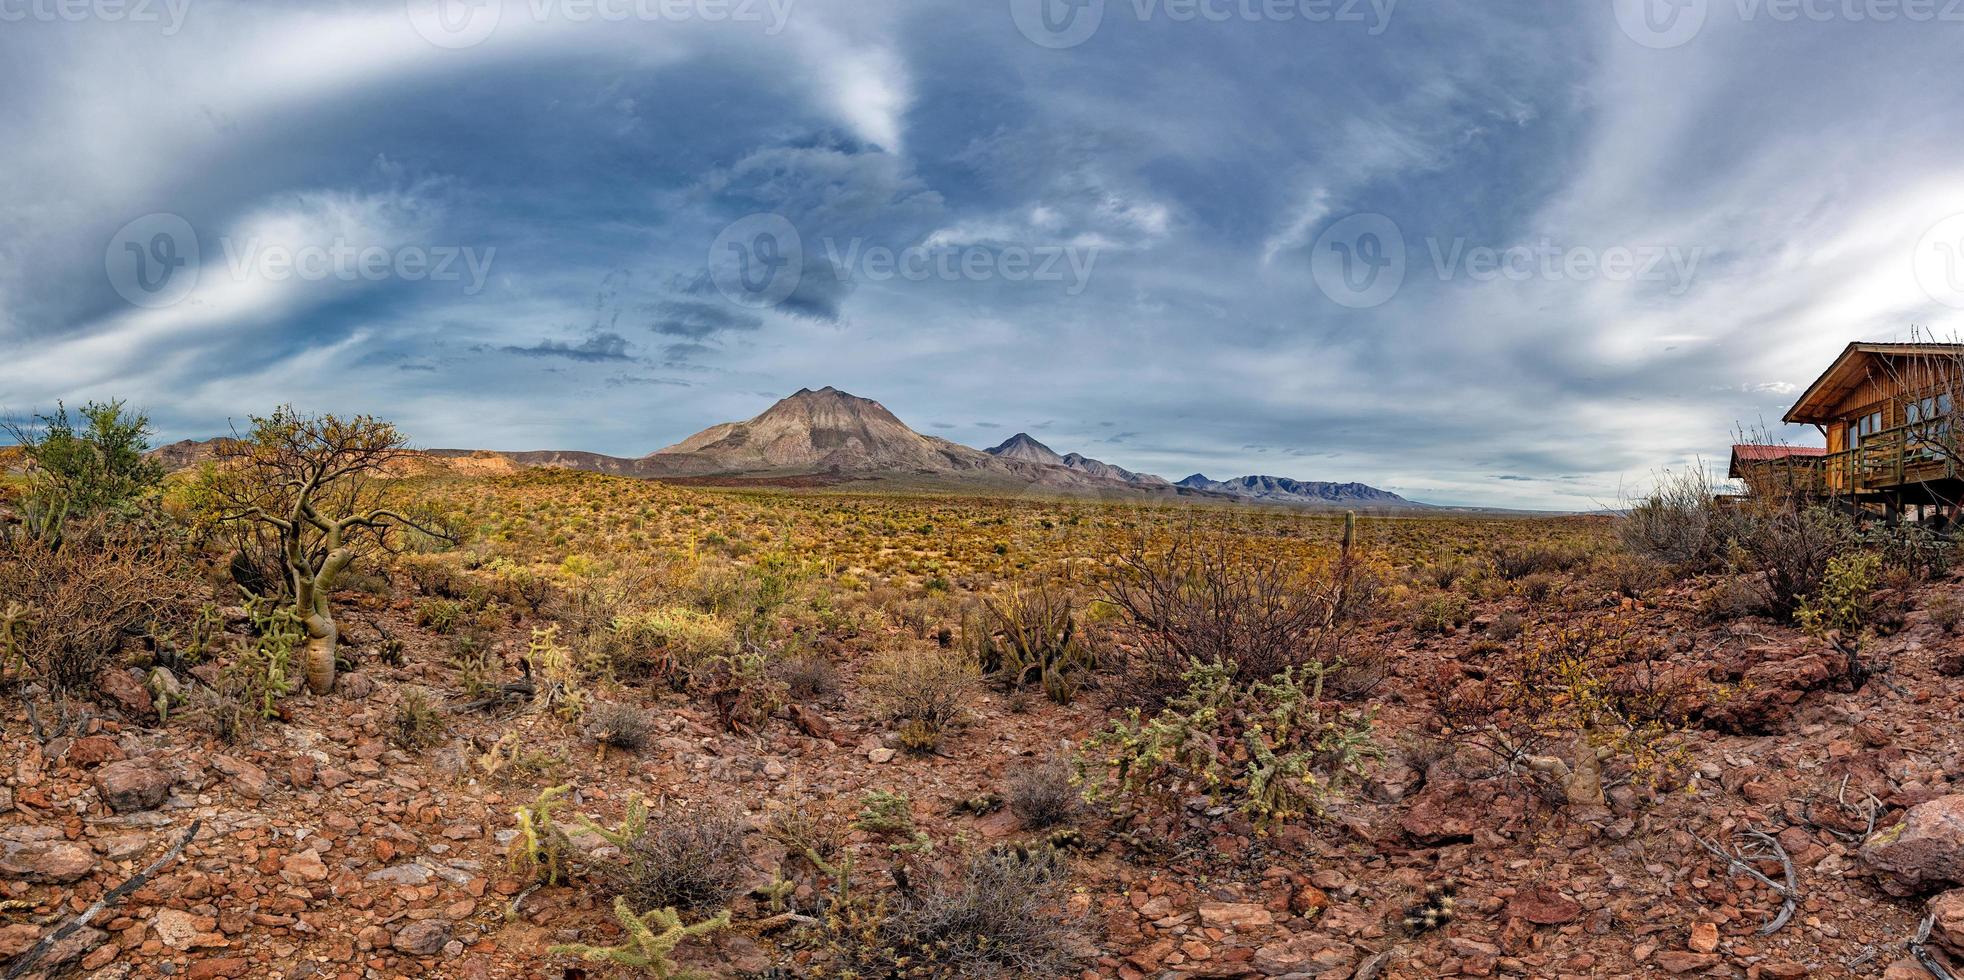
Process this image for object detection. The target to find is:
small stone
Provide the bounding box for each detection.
[210,754,276,800]
[1508,885,1582,926]
[1196,902,1272,931]
[186,957,254,979]
[393,920,450,956]
[1759,959,1810,978]
[153,909,220,951]
[867,747,896,764]
[282,851,330,882]
[1688,921,1719,953]
[1654,951,1720,973]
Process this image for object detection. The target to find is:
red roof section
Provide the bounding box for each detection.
[1729,444,1827,462]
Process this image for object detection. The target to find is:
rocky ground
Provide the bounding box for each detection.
[3,571,1963,979]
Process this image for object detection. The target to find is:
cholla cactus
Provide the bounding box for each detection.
[549,898,730,978]
[0,602,33,684]
[573,793,648,848]
[1082,658,1378,829]
[510,784,573,886]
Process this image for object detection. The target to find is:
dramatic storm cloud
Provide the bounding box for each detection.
[4,0,1962,507]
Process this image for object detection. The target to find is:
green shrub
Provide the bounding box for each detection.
[964,579,1093,704]
[606,609,736,683]
[1414,593,1470,634]
[1795,551,1880,638]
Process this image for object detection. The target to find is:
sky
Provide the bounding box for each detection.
[5,0,1964,509]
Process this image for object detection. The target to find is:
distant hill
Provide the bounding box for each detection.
[153,387,1426,507]
[1177,473,1413,507]
[986,433,1169,488]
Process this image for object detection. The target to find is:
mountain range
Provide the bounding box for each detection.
[151,386,1422,508]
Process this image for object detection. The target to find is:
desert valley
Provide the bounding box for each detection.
[3,373,1964,980]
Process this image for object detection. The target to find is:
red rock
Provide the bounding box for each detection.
[0,923,40,957]
[210,754,275,800]
[1197,902,1272,931]
[1759,959,1810,978]
[1931,889,1964,954]
[95,669,154,721]
[1703,648,1851,733]
[1862,795,1964,896]
[1655,950,1721,973]
[393,920,451,956]
[0,830,95,883]
[1688,921,1719,953]
[1400,779,1496,844]
[186,957,253,979]
[66,735,125,768]
[1508,885,1582,925]
[94,758,173,812]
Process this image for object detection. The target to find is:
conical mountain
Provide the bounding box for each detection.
[985,432,1067,466]
[648,386,994,475]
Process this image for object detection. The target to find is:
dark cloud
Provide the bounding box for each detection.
[503,333,633,362]
[650,300,763,339]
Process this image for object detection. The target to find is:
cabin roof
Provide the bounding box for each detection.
[1727,443,1825,479]
[1783,342,1964,424]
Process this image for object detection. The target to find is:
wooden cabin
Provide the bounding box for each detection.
[1764,341,1964,512]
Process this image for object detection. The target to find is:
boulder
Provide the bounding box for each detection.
[0,827,95,883]
[94,758,173,812]
[0,923,40,957]
[1931,889,1964,955]
[95,668,155,721]
[64,734,125,768]
[1703,649,1850,733]
[1401,779,1496,844]
[1862,795,1964,896]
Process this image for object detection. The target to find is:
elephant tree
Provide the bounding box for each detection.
[204,408,444,694]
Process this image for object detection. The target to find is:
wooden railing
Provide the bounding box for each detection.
[1762,423,1956,496]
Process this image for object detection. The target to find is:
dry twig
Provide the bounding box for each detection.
[1694,828,1799,935]
[4,821,200,979]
